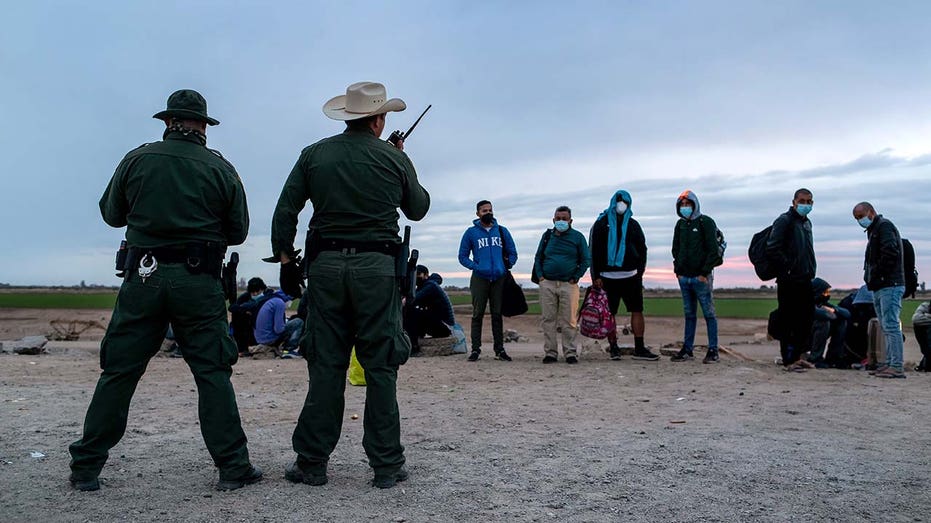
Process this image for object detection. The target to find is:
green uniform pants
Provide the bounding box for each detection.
[69,264,251,481]
[292,251,409,475]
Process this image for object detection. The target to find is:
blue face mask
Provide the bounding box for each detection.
[857,216,872,229]
[252,294,264,301]
[796,204,813,217]
[679,206,693,219]
[554,220,570,232]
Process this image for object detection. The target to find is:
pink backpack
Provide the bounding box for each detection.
[578,287,615,339]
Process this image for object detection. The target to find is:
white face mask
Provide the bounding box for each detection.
[615,202,628,214]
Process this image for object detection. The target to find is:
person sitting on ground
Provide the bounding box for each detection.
[163,324,183,358]
[229,277,273,355]
[807,278,851,368]
[404,265,455,356]
[837,284,876,367]
[912,301,931,372]
[253,288,304,359]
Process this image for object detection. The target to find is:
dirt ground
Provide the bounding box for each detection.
[1,308,930,522]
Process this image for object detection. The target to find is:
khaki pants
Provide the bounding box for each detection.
[539,279,580,358]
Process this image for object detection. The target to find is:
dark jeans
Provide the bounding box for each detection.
[809,317,848,365]
[470,274,504,353]
[230,311,256,353]
[776,279,814,364]
[915,324,931,370]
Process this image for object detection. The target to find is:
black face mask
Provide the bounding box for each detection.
[816,294,830,305]
[480,213,494,225]
[416,277,427,288]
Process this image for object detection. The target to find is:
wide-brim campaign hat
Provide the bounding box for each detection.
[153,89,220,126]
[322,82,406,121]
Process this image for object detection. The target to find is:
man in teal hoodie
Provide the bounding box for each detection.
[670,190,721,363]
[533,205,590,363]
[458,200,518,362]
[590,190,658,361]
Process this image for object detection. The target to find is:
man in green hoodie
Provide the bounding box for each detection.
[533,205,591,364]
[670,190,722,363]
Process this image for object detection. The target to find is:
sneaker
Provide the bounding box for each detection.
[565,356,578,364]
[671,350,694,362]
[284,462,328,486]
[467,351,480,362]
[69,474,100,492]
[874,368,906,379]
[216,465,263,491]
[632,348,660,361]
[542,355,558,364]
[609,345,622,361]
[702,350,719,364]
[372,466,409,489]
[494,350,512,362]
[784,361,807,373]
[280,350,300,359]
[868,365,888,375]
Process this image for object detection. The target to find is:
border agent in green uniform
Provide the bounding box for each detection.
[68,90,262,492]
[271,82,430,489]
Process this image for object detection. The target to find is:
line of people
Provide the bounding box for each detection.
[456,188,917,378]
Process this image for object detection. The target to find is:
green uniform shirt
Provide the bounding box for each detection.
[271,129,430,255]
[99,132,249,248]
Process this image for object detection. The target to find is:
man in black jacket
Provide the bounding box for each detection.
[854,202,906,378]
[765,188,816,371]
[404,265,455,356]
[590,190,658,361]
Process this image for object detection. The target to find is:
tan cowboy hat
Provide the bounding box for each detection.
[322,82,406,121]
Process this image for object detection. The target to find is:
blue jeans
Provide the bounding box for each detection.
[279,318,304,351]
[872,286,905,370]
[678,276,718,352]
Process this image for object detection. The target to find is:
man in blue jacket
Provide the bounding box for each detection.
[458,200,518,362]
[253,288,304,359]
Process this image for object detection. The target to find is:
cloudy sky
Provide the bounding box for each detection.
[2,1,929,288]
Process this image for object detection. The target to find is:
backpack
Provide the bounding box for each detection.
[697,217,726,267]
[903,239,918,298]
[578,287,616,339]
[748,225,778,281]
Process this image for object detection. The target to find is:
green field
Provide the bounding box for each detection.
[0,291,923,323]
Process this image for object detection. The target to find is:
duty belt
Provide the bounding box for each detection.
[315,238,401,257]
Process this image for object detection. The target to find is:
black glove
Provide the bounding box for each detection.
[280,257,305,299]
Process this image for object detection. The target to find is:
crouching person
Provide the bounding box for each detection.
[808,278,851,368]
[913,301,931,372]
[253,288,304,359]
[404,265,455,356]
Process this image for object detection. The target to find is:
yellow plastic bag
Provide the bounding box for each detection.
[348,348,366,386]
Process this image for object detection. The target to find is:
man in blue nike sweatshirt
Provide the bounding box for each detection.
[458,200,518,362]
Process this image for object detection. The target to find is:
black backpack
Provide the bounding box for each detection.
[748,226,778,281]
[903,239,918,298]
[697,217,726,267]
